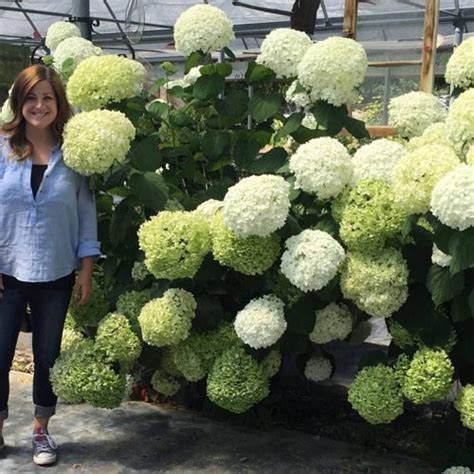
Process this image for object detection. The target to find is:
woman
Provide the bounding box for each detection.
[0,64,100,465]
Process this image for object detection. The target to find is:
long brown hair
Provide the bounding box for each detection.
[1,64,72,160]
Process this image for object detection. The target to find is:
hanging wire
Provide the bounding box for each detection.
[125,0,145,44]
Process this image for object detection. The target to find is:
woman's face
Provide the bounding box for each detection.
[21,80,58,130]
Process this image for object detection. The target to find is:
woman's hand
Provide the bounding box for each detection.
[74,257,94,305]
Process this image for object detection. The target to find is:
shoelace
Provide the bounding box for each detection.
[33,433,57,453]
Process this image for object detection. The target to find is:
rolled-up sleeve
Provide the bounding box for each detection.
[77,176,101,259]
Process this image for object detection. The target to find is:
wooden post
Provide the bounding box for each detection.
[342,0,358,39]
[420,0,440,92]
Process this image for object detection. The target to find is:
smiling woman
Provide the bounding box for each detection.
[0,65,100,466]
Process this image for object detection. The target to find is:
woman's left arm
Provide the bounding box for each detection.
[74,176,101,305]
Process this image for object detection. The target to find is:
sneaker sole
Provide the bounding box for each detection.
[33,453,57,466]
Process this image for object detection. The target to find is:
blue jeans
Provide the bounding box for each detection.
[0,284,72,421]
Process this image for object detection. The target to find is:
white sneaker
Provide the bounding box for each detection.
[32,428,57,465]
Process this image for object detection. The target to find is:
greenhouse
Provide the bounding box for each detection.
[1,0,474,471]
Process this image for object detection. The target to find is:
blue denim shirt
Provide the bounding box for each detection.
[0,136,101,282]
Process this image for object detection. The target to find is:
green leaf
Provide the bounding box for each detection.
[433,222,452,254]
[184,51,202,73]
[193,74,225,100]
[452,292,472,323]
[215,63,232,77]
[201,130,230,160]
[448,228,474,274]
[426,264,464,306]
[418,311,454,347]
[312,101,348,136]
[273,112,304,143]
[109,198,139,247]
[214,88,248,121]
[245,62,276,83]
[290,126,326,143]
[129,135,163,172]
[343,115,370,139]
[248,92,281,123]
[222,46,236,60]
[247,147,288,174]
[129,172,168,211]
[286,295,317,335]
[145,99,169,119]
[233,133,261,170]
[349,321,372,344]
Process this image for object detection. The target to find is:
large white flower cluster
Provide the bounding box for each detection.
[280,230,345,292]
[67,55,147,111]
[310,303,353,344]
[223,175,290,237]
[289,137,352,199]
[234,295,287,349]
[406,122,454,152]
[446,89,474,156]
[297,37,367,106]
[431,164,474,231]
[174,4,235,56]
[45,21,81,51]
[256,28,312,79]
[285,80,311,109]
[53,37,102,76]
[445,37,474,89]
[442,468,473,474]
[0,97,13,125]
[304,356,332,382]
[388,92,447,139]
[351,139,406,186]
[62,110,135,176]
[392,144,460,214]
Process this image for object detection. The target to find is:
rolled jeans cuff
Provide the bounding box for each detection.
[0,407,8,421]
[34,405,56,419]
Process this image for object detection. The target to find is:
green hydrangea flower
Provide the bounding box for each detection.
[210,213,280,275]
[170,332,209,382]
[341,249,408,318]
[348,364,404,424]
[138,211,211,280]
[159,347,182,377]
[455,384,474,430]
[393,353,411,386]
[116,290,153,334]
[68,279,109,328]
[138,289,197,347]
[207,346,270,414]
[151,369,181,397]
[60,327,85,353]
[67,54,147,110]
[331,186,351,223]
[392,144,460,214]
[387,320,416,349]
[338,180,406,252]
[95,313,142,364]
[401,348,454,404]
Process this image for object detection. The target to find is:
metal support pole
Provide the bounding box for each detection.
[382,67,391,125]
[71,0,91,40]
[247,85,253,130]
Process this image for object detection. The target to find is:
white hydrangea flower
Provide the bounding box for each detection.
[289,137,352,199]
[196,199,223,221]
[280,230,345,292]
[445,37,474,89]
[301,114,317,130]
[304,356,333,382]
[431,164,474,231]
[285,80,311,108]
[442,467,473,474]
[131,261,150,281]
[0,97,14,125]
[297,37,368,106]
[45,21,81,51]
[388,91,447,139]
[256,28,312,79]
[53,37,102,75]
[432,244,452,268]
[406,122,455,152]
[310,303,353,344]
[351,139,406,186]
[234,295,287,349]
[446,89,474,156]
[174,4,235,56]
[223,175,290,237]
